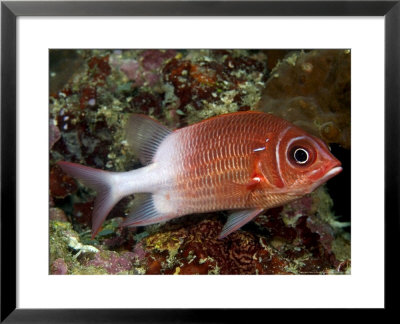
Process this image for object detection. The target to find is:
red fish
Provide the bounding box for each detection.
[58,111,342,239]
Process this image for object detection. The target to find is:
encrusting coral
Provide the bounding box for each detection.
[257,50,351,149]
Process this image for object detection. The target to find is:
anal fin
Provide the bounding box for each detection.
[121,193,174,227]
[218,208,264,239]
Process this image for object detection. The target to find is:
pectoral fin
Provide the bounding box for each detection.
[218,208,264,239]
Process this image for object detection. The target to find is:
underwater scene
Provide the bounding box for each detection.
[49,49,351,275]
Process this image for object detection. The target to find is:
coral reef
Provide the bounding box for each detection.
[49,188,350,275]
[50,165,77,199]
[49,49,350,275]
[129,187,350,275]
[116,49,176,89]
[161,50,266,127]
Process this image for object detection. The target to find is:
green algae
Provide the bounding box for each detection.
[49,220,85,274]
[49,220,107,275]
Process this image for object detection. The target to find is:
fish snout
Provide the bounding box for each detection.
[327,156,342,177]
[324,165,343,181]
[306,159,342,194]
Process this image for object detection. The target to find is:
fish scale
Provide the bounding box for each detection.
[58,111,342,239]
[170,114,281,209]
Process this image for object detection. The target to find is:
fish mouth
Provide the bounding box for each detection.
[318,165,342,185]
[307,165,342,193]
[323,166,343,182]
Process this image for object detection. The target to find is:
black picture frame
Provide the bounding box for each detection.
[1,0,398,322]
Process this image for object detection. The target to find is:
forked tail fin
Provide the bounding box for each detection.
[57,161,123,238]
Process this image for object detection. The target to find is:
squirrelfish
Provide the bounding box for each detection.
[58,111,342,239]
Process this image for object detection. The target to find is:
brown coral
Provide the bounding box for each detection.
[139,217,295,274]
[134,186,350,275]
[50,164,78,199]
[257,50,351,148]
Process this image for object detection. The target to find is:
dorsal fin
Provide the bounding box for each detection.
[126,114,172,165]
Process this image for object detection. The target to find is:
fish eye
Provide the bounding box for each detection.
[287,141,316,167]
[293,147,309,164]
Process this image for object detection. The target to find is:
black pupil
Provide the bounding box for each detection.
[294,148,308,163]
